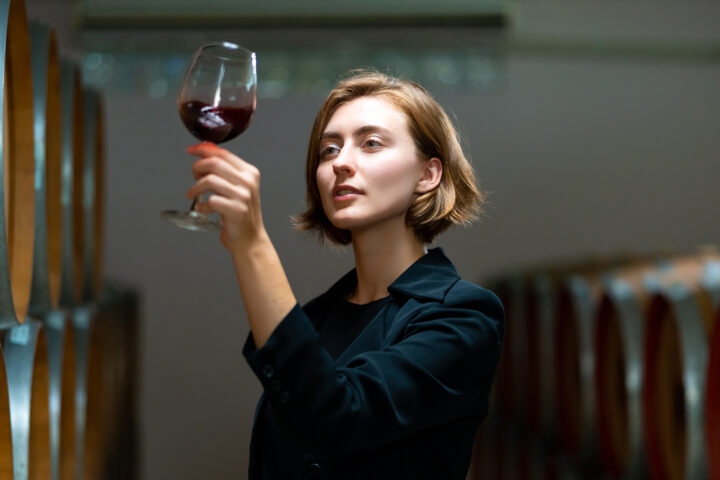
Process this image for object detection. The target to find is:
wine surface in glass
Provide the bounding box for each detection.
[179,100,254,144]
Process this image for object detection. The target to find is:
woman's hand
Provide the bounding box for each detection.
[186,142,266,251]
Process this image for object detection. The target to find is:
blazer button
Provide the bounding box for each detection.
[270,379,282,392]
[262,364,274,378]
[280,391,290,404]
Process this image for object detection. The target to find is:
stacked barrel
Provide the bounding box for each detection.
[466,249,720,480]
[1,0,139,479]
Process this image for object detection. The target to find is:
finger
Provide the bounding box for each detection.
[199,194,245,217]
[193,159,260,196]
[187,173,250,201]
[192,156,244,183]
[186,143,252,171]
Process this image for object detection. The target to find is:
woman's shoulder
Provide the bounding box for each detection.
[397,279,505,349]
[445,279,504,315]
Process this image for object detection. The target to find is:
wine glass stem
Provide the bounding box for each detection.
[189,141,215,213]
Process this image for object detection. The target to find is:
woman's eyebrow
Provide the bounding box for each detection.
[321,125,393,141]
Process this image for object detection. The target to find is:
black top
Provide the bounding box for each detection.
[243,248,505,480]
[317,295,392,360]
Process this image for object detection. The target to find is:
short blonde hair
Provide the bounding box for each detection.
[294,69,484,244]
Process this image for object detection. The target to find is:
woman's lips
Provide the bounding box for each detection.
[333,185,361,200]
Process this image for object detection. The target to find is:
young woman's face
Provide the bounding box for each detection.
[315,95,429,236]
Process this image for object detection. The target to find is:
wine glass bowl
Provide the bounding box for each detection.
[162,42,257,232]
[178,100,254,144]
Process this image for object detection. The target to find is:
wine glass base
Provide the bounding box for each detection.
[160,210,221,232]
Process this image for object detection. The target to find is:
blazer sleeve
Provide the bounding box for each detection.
[242,282,505,454]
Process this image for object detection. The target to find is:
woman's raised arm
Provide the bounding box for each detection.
[186,142,296,347]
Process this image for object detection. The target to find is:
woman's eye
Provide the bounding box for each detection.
[320,145,340,158]
[364,139,382,148]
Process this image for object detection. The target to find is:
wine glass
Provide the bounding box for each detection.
[161,41,257,232]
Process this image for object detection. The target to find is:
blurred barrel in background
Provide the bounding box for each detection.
[487,278,512,421]
[0,346,12,478]
[58,60,84,310]
[642,253,720,480]
[67,287,140,480]
[3,320,51,480]
[55,60,88,480]
[525,272,559,444]
[555,269,603,467]
[0,0,138,478]
[593,262,657,479]
[708,304,720,480]
[477,249,719,480]
[0,0,36,329]
[81,88,104,304]
[28,20,61,316]
[73,84,109,480]
[42,311,76,480]
[507,276,529,428]
[1,0,53,479]
[27,19,73,480]
[466,418,502,480]
[78,304,104,480]
[81,285,140,480]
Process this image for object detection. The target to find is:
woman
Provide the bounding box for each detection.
[186,70,505,479]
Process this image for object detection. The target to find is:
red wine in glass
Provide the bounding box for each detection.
[161,42,257,232]
[179,101,254,144]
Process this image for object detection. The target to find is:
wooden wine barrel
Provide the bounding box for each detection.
[114,287,140,480]
[58,316,76,480]
[465,418,503,480]
[526,438,558,480]
[554,272,603,465]
[82,307,105,480]
[594,261,660,479]
[0,345,13,479]
[507,276,529,429]
[81,89,104,303]
[552,253,639,466]
[0,0,36,327]
[3,320,51,480]
[500,426,525,480]
[516,260,595,441]
[519,435,559,480]
[28,21,62,314]
[544,452,584,480]
[708,305,720,480]
[83,291,129,480]
[642,253,720,480]
[524,273,559,441]
[70,307,91,480]
[42,310,76,480]
[71,302,118,480]
[485,277,513,420]
[59,60,84,309]
[89,285,140,480]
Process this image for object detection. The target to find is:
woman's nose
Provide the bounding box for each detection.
[332,148,356,175]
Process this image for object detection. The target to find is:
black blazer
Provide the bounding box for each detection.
[243,248,505,479]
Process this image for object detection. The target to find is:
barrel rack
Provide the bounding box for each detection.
[1,0,139,478]
[468,250,720,480]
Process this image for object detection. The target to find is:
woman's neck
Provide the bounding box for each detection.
[348,224,426,304]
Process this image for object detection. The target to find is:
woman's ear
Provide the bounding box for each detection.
[415,157,442,194]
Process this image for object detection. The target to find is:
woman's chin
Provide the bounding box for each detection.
[328,217,359,232]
